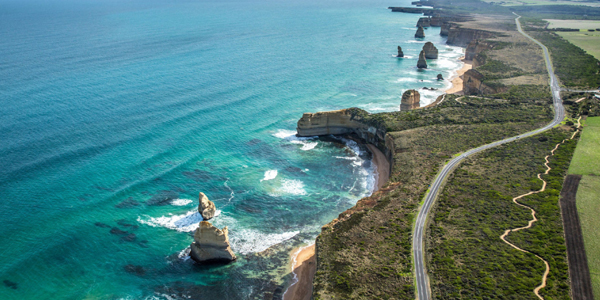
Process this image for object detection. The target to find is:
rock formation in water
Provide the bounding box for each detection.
[190,221,236,263]
[415,26,425,38]
[416,17,431,28]
[422,42,438,59]
[198,192,216,220]
[401,89,420,111]
[440,22,450,36]
[437,73,444,80]
[397,46,404,57]
[417,51,427,69]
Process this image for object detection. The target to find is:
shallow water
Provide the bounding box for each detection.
[0,0,462,298]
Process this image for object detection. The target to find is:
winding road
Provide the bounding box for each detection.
[413,13,565,300]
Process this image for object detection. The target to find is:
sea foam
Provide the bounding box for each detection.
[261,170,278,181]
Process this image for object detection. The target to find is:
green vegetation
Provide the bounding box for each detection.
[545,19,600,30]
[568,116,600,175]
[576,175,600,298]
[529,31,600,88]
[313,97,554,299]
[427,129,576,299]
[353,94,552,133]
[556,31,600,60]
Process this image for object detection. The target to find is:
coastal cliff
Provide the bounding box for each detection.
[446,24,495,47]
[463,69,507,95]
[297,108,395,176]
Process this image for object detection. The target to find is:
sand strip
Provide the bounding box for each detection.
[444,57,472,95]
[283,244,316,300]
[366,144,390,191]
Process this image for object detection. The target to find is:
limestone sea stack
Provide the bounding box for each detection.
[198,192,216,220]
[416,17,431,28]
[415,26,425,38]
[397,46,404,57]
[401,89,420,111]
[437,73,444,80]
[190,221,236,263]
[422,42,438,59]
[417,50,427,69]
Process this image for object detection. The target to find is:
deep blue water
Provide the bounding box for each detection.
[0,0,463,298]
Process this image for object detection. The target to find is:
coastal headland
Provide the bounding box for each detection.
[285,0,600,298]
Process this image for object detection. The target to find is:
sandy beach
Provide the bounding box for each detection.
[283,244,316,300]
[366,144,390,191]
[444,57,472,95]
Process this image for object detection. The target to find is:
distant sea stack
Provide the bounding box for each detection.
[198,192,216,220]
[190,221,236,264]
[422,42,438,59]
[437,73,444,80]
[401,90,420,111]
[416,17,431,28]
[417,51,427,69]
[415,26,425,38]
[397,46,404,57]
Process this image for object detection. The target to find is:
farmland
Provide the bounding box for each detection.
[576,175,600,298]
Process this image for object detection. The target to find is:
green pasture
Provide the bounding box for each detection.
[545,19,600,29]
[569,116,600,175]
[576,175,600,299]
[484,0,600,7]
[556,31,600,60]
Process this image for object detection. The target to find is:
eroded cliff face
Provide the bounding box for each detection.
[446,25,495,47]
[297,109,395,175]
[463,69,507,95]
[465,40,494,61]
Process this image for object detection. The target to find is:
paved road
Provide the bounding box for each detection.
[412,13,565,300]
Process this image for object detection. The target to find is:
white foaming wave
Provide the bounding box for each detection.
[230,229,300,254]
[261,169,278,181]
[280,179,307,195]
[137,210,222,233]
[139,210,300,255]
[274,129,319,151]
[273,129,297,139]
[334,137,377,196]
[171,199,193,206]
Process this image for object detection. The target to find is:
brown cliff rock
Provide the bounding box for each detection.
[465,40,494,61]
[190,221,236,263]
[463,69,507,95]
[198,192,216,220]
[422,42,438,59]
[401,90,421,111]
[416,17,431,28]
[417,50,428,69]
[397,46,404,58]
[446,26,494,47]
[415,26,425,38]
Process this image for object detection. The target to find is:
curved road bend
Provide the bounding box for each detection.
[413,14,565,300]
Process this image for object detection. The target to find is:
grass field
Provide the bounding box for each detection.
[576,175,600,299]
[543,20,600,60]
[568,116,600,175]
[484,0,600,7]
[545,19,600,29]
[556,31,600,60]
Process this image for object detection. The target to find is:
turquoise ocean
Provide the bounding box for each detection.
[0,0,463,298]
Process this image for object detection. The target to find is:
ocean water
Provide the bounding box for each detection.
[0,0,463,298]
